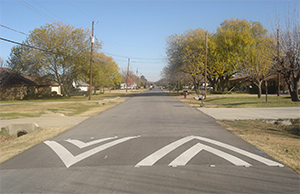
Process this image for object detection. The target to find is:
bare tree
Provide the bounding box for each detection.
[273,2,300,101]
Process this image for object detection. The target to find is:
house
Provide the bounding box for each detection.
[72,80,89,91]
[0,68,61,100]
[229,72,288,94]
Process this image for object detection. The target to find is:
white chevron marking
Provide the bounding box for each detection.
[44,136,139,168]
[193,136,283,167]
[65,136,118,148]
[168,143,251,167]
[135,136,283,167]
[135,136,194,167]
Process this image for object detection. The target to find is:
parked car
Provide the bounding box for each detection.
[199,86,213,90]
[68,88,89,97]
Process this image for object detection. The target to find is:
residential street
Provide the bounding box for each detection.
[1,89,299,193]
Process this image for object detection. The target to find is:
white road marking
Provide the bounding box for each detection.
[65,136,118,148]
[44,136,139,168]
[168,143,251,167]
[135,136,194,167]
[193,136,284,167]
[135,136,283,167]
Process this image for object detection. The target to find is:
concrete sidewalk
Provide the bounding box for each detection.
[1,114,89,129]
[198,107,300,120]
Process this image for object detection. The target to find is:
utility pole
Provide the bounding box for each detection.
[277,29,280,96]
[126,58,130,93]
[204,32,208,99]
[89,20,95,101]
[136,68,138,89]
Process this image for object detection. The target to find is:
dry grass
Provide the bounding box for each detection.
[217,119,300,174]
[0,102,100,119]
[0,126,71,163]
[0,95,130,163]
[0,95,131,119]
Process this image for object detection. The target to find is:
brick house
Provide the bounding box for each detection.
[0,68,61,100]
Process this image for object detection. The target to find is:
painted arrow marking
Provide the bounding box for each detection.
[135,136,283,167]
[44,136,140,168]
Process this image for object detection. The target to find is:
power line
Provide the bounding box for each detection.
[54,1,166,64]
[17,0,55,22]
[104,40,164,49]
[131,60,165,64]
[67,0,92,19]
[102,52,164,61]
[0,24,29,36]
[32,0,67,23]
[64,1,166,61]
[0,37,55,54]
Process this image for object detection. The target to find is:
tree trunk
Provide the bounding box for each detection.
[288,81,299,101]
[220,76,230,92]
[256,80,262,98]
[192,76,199,94]
[284,70,300,101]
[290,91,299,101]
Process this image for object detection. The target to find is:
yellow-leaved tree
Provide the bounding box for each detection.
[8,22,101,95]
[240,23,275,98]
[215,19,255,91]
[166,29,207,93]
[81,52,122,93]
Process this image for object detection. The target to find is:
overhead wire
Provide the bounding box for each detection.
[66,0,93,19]
[16,0,56,22]
[32,0,67,23]
[14,1,166,63]
[0,24,29,36]
[104,40,164,49]
[102,52,164,61]
[64,1,165,62]
[0,37,55,54]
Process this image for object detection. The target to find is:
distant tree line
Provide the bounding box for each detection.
[162,6,299,101]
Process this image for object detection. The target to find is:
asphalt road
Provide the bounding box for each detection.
[1,89,299,193]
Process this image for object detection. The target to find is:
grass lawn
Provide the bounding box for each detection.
[0,90,141,119]
[217,119,300,174]
[172,93,300,108]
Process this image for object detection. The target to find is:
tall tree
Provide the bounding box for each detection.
[215,19,255,91]
[7,22,101,95]
[166,29,207,93]
[273,3,300,101]
[240,23,275,98]
[86,52,121,93]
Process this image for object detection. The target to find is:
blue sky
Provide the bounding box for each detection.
[0,0,295,82]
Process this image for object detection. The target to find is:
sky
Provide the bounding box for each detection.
[0,0,297,82]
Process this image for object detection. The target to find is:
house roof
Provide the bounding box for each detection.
[0,68,37,87]
[229,71,284,82]
[0,68,60,87]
